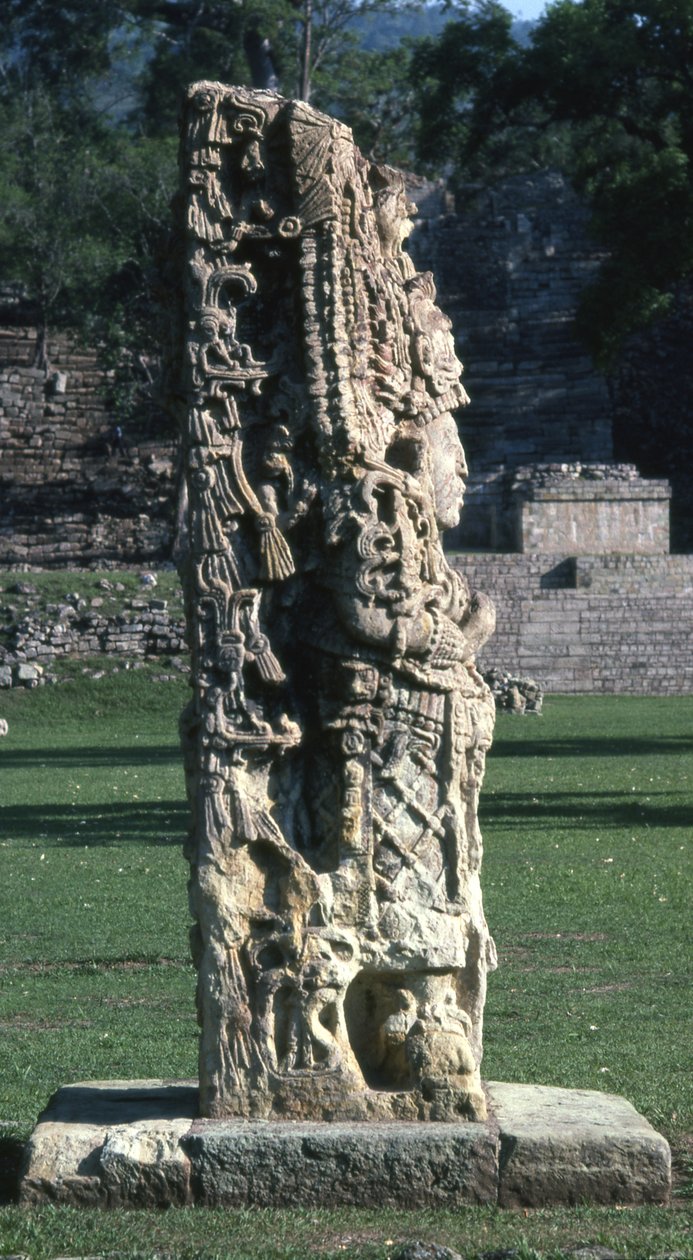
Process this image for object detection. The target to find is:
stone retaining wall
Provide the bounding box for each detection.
[453,554,693,694]
[0,598,188,689]
[409,172,614,550]
[4,559,691,695]
[0,326,177,567]
[7,603,186,665]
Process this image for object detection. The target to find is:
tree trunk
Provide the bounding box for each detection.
[32,318,50,373]
[243,29,280,91]
[300,0,313,101]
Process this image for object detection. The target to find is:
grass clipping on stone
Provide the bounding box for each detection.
[0,680,691,1258]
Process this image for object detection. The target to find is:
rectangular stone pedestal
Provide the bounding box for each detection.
[18,1079,671,1209]
[512,469,671,555]
[486,1082,671,1208]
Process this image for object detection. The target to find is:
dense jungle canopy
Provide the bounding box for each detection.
[1,0,692,422]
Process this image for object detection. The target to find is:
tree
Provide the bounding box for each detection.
[75,132,179,430]
[325,42,420,164]
[411,0,693,364]
[410,0,524,178]
[131,0,406,135]
[3,0,116,97]
[515,0,693,363]
[0,87,121,368]
[0,0,417,399]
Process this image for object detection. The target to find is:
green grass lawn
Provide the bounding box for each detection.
[0,682,691,1259]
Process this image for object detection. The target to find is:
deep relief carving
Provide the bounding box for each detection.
[179,84,497,1121]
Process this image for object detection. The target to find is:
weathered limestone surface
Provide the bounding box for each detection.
[488,1082,672,1208]
[511,463,671,555]
[19,1080,671,1208]
[19,1082,197,1208]
[185,1119,498,1207]
[177,86,497,1123]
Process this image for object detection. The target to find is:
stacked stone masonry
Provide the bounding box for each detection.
[0,326,177,566]
[452,554,693,695]
[3,560,690,696]
[408,172,614,550]
[611,279,693,553]
[5,606,186,664]
[0,592,189,689]
[511,464,671,555]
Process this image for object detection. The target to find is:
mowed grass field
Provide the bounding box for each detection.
[0,678,691,1259]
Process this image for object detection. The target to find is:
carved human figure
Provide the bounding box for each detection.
[179,84,496,1122]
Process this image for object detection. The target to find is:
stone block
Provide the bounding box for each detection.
[185,1119,497,1208]
[19,1081,198,1207]
[19,1080,670,1210]
[99,1119,193,1207]
[513,468,671,555]
[19,1121,108,1207]
[15,662,41,686]
[488,1082,671,1208]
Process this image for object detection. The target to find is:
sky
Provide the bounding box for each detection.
[505,0,549,20]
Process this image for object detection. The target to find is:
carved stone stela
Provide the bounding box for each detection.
[178,84,497,1123]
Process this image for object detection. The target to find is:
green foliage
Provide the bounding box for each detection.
[131,0,411,134]
[516,0,693,363]
[0,87,122,366]
[411,1,524,176]
[75,132,179,429]
[3,0,117,102]
[131,0,249,137]
[411,0,693,364]
[0,0,417,416]
[322,42,420,164]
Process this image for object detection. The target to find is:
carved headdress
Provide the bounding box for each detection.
[178,84,495,1126]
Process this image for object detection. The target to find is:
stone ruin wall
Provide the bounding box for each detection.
[0,169,627,568]
[0,591,187,691]
[0,172,678,565]
[406,171,693,698]
[1,172,691,696]
[455,554,693,696]
[0,324,177,567]
[408,170,615,552]
[5,552,692,696]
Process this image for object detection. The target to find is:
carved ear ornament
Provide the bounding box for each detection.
[361,457,423,502]
[232,112,264,139]
[400,384,470,428]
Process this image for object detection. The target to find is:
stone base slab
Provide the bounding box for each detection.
[18,1079,671,1209]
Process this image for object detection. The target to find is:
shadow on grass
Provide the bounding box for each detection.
[1,744,180,769]
[491,734,693,759]
[7,790,684,844]
[0,1135,22,1205]
[0,800,188,845]
[482,789,691,829]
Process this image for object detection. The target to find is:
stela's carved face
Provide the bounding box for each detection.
[374,184,417,258]
[427,411,469,531]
